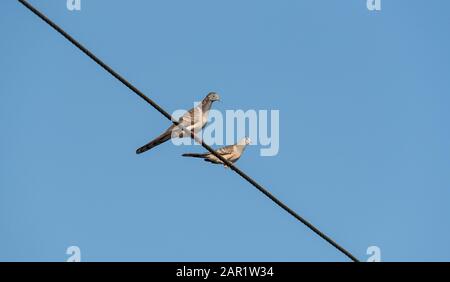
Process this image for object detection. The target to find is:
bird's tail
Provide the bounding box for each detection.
[182,153,208,158]
[136,131,172,154]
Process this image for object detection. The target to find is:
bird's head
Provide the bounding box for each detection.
[240,137,252,146]
[205,92,220,102]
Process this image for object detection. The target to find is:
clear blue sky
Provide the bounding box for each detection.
[1,0,449,262]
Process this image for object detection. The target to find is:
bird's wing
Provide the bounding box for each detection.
[217,144,246,163]
[204,152,234,164]
[178,106,202,125]
[216,144,236,155]
[202,145,237,164]
[174,105,209,139]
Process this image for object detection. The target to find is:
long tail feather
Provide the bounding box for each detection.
[204,158,221,164]
[182,153,208,158]
[136,131,171,154]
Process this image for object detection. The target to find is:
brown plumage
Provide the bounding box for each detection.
[182,137,252,167]
[136,92,220,154]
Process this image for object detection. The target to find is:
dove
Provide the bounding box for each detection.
[182,137,252,167]
[136,92,220,154]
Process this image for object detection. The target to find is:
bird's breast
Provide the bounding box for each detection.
[201,110,210,125]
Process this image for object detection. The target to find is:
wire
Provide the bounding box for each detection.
[17,0,360,262]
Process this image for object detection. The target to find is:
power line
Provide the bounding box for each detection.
[17,0,360,262]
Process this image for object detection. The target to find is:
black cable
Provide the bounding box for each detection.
[17,0,360,262]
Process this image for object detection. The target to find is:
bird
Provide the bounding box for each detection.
[182,137,252,167]
[136,92,220,154]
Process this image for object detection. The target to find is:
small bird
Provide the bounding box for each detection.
[136,92,220,154]
[182,137,252,167]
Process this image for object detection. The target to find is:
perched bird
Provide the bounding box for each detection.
[182,137,252,167]
[136,92,220,154]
